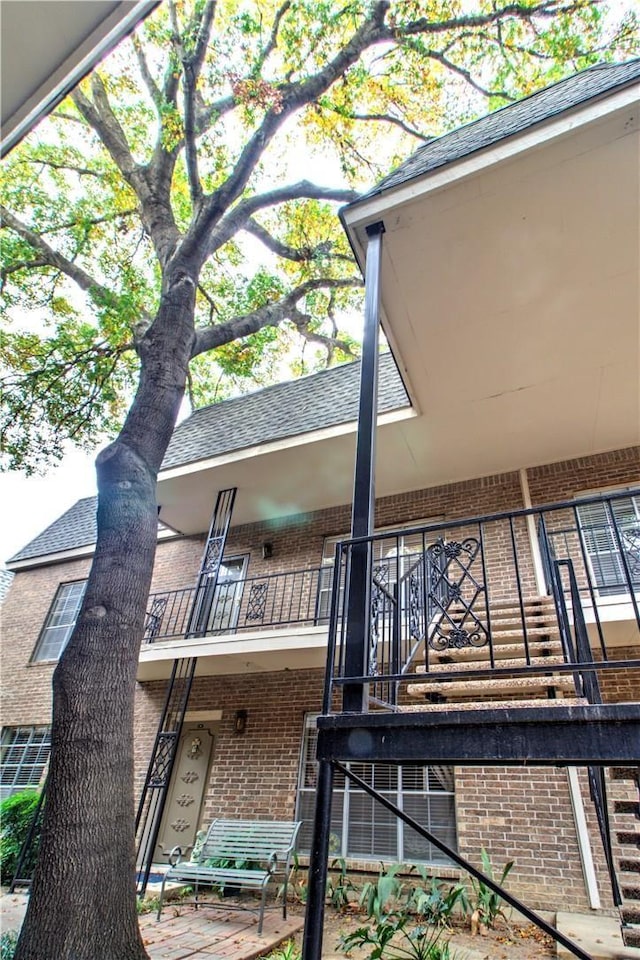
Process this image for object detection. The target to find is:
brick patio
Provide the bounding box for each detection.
[140,905,303,960]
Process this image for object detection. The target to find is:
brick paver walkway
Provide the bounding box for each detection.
[140,905,303,960]
[1,892,303,960]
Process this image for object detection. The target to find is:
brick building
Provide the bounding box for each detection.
[2,60,639,933]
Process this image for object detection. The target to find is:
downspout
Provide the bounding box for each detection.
[518,468,601,910]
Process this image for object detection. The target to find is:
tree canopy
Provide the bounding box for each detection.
[2,0,636,474]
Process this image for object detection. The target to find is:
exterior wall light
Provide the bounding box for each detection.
[234,709,248,735]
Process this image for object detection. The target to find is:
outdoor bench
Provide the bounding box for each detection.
[157,818,302,934]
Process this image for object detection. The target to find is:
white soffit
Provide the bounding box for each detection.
[342,91,640,484]
[1,0,158,156]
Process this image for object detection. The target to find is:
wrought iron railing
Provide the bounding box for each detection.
[326,489,640,709]
[143,566,334,643]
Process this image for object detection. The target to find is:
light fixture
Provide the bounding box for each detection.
[262,542,273,560]
[234,709,248,735]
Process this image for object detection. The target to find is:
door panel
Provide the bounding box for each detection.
[154,723,215,862]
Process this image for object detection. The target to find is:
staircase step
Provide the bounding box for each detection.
[615,799,640,818]
[432,625,560,641]
[622,924,640,949]
[419,656,567,674]
[617,831,640,849]
[429,640,564,662]
[407,674,577,699]
[400,697,587,713]
[622,905,640,924]
[611,768,640,784]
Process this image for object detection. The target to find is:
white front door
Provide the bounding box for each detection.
[154,722,215,862]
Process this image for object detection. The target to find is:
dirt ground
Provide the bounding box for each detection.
[285,902,556,960]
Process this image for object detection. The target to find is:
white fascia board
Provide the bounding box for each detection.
[6,526,177,572]
[342,83,640,244]
[157,406,416,482]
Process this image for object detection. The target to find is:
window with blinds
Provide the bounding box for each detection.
[31,580,86,662]
[576,494,640,594]
[296,715,456,864]
[1,726,51,798]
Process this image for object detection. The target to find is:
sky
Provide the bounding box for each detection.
[0,446,97,564]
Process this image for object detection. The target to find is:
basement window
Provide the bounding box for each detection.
[31,580,86,662]
[0,726,51,799]
[296,715,457,865]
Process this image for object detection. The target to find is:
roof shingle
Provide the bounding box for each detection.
[8,355,408,563]
[356,59,640,202]
[161,352,407,470]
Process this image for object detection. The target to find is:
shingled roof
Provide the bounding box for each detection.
[355,59,640,203]
[161,352,407,470]
[8,355,408,564]
[9,496,98,564]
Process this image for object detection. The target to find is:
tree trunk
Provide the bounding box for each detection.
[16,271,197,960]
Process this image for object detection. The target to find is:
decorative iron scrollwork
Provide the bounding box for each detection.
[149,733,177,787]
[427,536,488,651]
[144,596,168,642]
[203,537,224,574]
[246,582,268,622]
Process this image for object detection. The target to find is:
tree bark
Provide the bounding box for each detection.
[15,269,197,960]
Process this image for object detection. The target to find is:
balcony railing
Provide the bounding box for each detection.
[327,489,640,710]
[143,566,333,643]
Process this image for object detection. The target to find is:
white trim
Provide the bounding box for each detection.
[157,407,415,482]
[6,526,179,572]
[519,468,547,594]
[342,84,639,237]
[567,768,601,909]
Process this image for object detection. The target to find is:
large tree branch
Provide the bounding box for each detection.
[72,80,181,267]
[202,181,359,261]
[181,2,391,262]
[1,206,151,321]
[244,217,352,264]
[191,276,361,357]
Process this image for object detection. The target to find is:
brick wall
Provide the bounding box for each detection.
[130,667,616,913]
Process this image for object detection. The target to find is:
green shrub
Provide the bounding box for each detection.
[0,930,19,960]
[0,790,41,884]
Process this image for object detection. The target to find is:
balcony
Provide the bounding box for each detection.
[318,489,640,765]
[137,566,334,680]
[143,566,333,643]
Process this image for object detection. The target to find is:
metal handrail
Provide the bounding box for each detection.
[144,565,332,643]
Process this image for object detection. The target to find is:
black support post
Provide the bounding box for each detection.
[301,759,335,960]
[344,221,385,713]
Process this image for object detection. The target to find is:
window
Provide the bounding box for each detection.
[296,716,456,864]
[32,581,86,662]
[1,727,51,799]
[318,519,441,621]
[577,494,640,595]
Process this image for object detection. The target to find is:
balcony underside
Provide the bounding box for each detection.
[316,703,640,766]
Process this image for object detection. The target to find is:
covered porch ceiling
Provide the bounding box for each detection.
[158,87,638,536]
[342,86,639,495]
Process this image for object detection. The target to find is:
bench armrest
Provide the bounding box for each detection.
[168,846,184,867]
